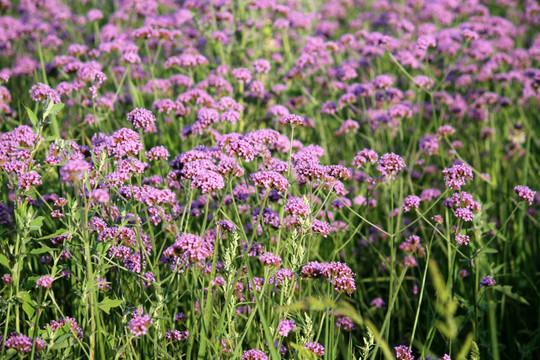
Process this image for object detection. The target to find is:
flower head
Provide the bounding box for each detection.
[377,153,406,179]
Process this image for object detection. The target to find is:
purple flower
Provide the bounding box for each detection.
[370,297,386,308]
[165,330,189,341]
[253,59,271,74]
[377,153,406,179]
[231,67,252,83]
[352,149,378,168]
[305,342,325,356]
[442,163,473,190]
[126,108,156,133]
[49,317,84,339]
[277,319,296,336]
[454,208,475,222]
[36,275,54,288]
[279,113,305,127]
[60,159,91,183]
[128,307,153,336]
[395,345,414,360]
[514,185,536,205]
[107,128,144,158]
[480,275,496,287]
[4,333,46,353]
[284,197,310,217]
[251,171,289,193]
[259,252,282,267]
[191,170,225,194]
[335,316,354,331]
[2,273,12,284]
[455,234,470,246]
[18,171,42,191]
[91,189,109,204]
[217,220,237,232]
[402,195,421,212]
[242,349,268,360]
[146,146,170,161]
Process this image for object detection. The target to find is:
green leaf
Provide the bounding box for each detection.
[36,229,69,240]
[18,291,36,319]
[26,107,39,127]
[0,254,10,270]
[30,245,56,255]
[29,216,45,231]
[492,285,530,305]
[48,102,64,117]
[98,297,123,314]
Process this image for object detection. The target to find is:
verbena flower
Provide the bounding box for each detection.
[305,342,325,356]
[514,185,536,205]
[128,307,153,336]
[36,275,54,288]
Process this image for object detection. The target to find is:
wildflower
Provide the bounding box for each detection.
[514,185,536,205]
[18,172,42,191]
[399,235,425,257]
[107,128,144,158]
[251,171,289,193]
[284,197,310,217]
[305,342,325,356]
[231,67,252,83]
[279,114,304,127]
[128,307,153,336]
[442,163,473,190]
[191,170,225,194]
[2,273,12,284]
[480,276,496,287]
[352,149,378,168]
[335,316,354,331]
[126,108,156,132]
[403,255,418,267]
[165,330,189,341]
[377,153,406,179]
[242,349,268,360]
[91,189,109,204]
[49,317,84,339]
[455,233,470,246]
[370,297,386,308]
[454,208,474,222]
[259,252,282,267]
[277,319,296,336]
[335,120,359,135]
[311,219,333,237]
[395,345,414,360]
[4,333,46,353]
[96,278,111,291]
[36,275,54,288]
[253,59,271,74]
[217,220,237,232]
[402,195,421,212]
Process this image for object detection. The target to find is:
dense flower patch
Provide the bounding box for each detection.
[0,0,539,359]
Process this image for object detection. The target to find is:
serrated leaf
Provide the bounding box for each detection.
[98,297,123,314]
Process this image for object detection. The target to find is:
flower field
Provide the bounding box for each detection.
[0,0,539,359]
